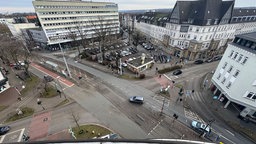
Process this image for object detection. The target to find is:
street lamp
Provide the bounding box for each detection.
[59,43,72,78]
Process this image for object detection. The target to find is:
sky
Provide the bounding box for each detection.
[0,0,255,13]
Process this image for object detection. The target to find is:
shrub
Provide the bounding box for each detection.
[158,65,182,74]
[139,74,145,79]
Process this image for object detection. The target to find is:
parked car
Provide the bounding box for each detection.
[121,63,127,67]
[191,121,211,134]
[213,55,222,61]
[0,126,10,135]
[173,69,182,75]
[129,96,144,104]
[44,75,54,82]
[194,59,204,64]
[205,58,214,63]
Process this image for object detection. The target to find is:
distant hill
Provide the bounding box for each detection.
[120,8,172,14]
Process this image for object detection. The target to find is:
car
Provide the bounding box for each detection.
[213,55,222,61]
[205,58,214,63]
[0,126,10,135]
[191,121,211,134]
[121,63,127,67]
[44,75,54,82]
[173,69,182,75]
[129,96,144,104]
[194,59,204,64]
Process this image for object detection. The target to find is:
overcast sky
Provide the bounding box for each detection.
[0,0,255,13]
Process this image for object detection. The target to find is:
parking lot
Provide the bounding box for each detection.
[0,128,25,143]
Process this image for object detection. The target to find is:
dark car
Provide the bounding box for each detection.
[213,55,222,61]
[173,69,182,75]
[205,58,214,63]
[0,126,10,135]
[194,59,204,64]
[44,75,54,82]
[129,96,144,104]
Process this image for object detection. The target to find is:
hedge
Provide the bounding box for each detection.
[158,65,182,74]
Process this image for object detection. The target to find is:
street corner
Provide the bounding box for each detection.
[0,128,25,143]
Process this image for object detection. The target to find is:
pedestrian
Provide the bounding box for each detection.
[159,74,161,78]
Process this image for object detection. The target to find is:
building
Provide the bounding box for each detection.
[135,0,256,60]
[6,22,38,38]
[127,53,154,73]
[211,32,256,120]
[32,0,120,48]
[21,28,48,48]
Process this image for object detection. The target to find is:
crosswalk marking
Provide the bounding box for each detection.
[187,91,205,103]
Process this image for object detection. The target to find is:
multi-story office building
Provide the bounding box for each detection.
[211,32,256,120]
[135,0,256,60]
[32,0,120,47]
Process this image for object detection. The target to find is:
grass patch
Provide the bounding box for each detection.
[227,121,256,142]
[158,90,170,98]
[73,124,111,139]
[21,75,40,95]
[41,86,58,98]
[174,84,183,88]
[0,105,8,112]
[54,99,69,108]
[5,107,34,123]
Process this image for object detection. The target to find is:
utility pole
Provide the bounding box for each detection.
[59,43,72,78]
[56,76,67,99]
[119,58,122,75]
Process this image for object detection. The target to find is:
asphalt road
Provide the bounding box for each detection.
[39,54,254,144]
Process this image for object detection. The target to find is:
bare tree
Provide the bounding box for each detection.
[70,110,81,130]
[89,16,119,61]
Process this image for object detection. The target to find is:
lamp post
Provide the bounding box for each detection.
[59,43,72,78]
[55,76,67,99]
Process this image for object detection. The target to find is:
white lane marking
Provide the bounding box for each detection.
[0,135,5,143]
[225,129,235,136]
[220,134,236,144]
[147,119,163,136]
[18,128,25,142]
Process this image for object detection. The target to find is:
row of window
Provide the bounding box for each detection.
[48,29,119,41]
[245,92,256,101]
[229,50,248,65]
[35,5,117,9]
[43,20,119,27]
[234,37,256,51]
[232,16,256,22]
[39,11,117,15]
[42,15,118,21]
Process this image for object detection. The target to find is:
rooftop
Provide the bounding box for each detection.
[128,57,154,67]
[236,32,256,43]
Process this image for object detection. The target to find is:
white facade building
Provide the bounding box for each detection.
[32,0,120,47]
[0,71,10,93]
[6,23,38,38]
[135,0,256,60]
[211,32,256,119]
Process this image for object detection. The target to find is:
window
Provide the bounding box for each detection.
[246,92,256,100]
[242,57,248,65]
[221,78,226,84]
[233,70,240,77]
[227,66,233,73]
[217,74,221,80]
[226,82,232,89]
[233,52,238,59]
[222,62,227,69]
[229,50,234,57]
[237,54,243,62]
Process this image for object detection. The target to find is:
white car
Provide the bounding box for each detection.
[191,121,211,134]
[121,63,127,67]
